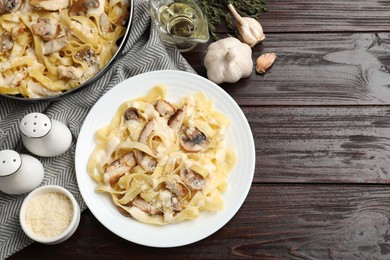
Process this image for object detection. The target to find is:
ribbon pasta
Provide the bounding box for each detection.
[0,0,129,98]
[88,85,237,225]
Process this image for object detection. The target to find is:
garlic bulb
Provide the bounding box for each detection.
[204,37,253,84]
[228,4,265,47]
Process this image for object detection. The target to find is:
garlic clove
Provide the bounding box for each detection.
[237,18,266,47]
[228,4,265,47]
[256,52,277,74]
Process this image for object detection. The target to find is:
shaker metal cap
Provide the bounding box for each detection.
[20,113,52,138]
[0,150,22,177]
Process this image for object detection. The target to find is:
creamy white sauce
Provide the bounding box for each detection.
[144,104,159,119]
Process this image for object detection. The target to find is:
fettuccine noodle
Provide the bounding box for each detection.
[0,0,129,98]
[88,85,237,225]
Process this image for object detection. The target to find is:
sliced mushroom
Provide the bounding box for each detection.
[0,0,22,14]
[154,99,176,117]
[69,0,99,16]
[132,196,162,215]
[180,168,206,191]
[99,12,113,33]
[31,17,60,41]
[134,151,157,173]
[29,0,70,11]
[43,36,68,55]
[179,126,209,152]
[0,33,13,53]
[123,107,140,121]
[168,107,185,130]
[58,65,84,79]
[75,48,96,65]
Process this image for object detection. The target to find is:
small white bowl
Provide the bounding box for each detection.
[20,185,81,245]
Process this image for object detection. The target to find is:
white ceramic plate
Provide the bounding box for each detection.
[75,70,255,247]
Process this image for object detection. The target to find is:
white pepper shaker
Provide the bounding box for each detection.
[20,113,72,157]
[0,150,44,195]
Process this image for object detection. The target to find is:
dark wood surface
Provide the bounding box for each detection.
[10,0,390,259]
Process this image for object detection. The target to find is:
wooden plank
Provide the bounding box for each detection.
[242,106,390,183]
[213,0,390,33]
[184,32,390,105]
[262,0,390,33]
[225,184,390,259]
[9,184,390,259]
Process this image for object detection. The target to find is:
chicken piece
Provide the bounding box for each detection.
[131,196,162,215]
[10,71,27,87]
[69,0,99,16]
[58,65,84,79]
[104,152,137,185]
[165,180,187,197]
[138,121,154,144]
[170,196,182,212]
[31,17,60,41]
[113,12,129,26]
[121,152,139,168]
[43,36,68,55]
[29,0,70,11]
[132,191,183,216]
[117,206,131,216]
[135,121,158,172]
[11,23,26,39]
[26,80,62,98]
[104,166,128,186]
[154,99,176,117]
[158,190,182,212]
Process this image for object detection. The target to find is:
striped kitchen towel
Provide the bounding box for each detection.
[0,0,194,258]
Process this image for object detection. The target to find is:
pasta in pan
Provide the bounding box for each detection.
[0,0,129,98]
[88,85,237,225]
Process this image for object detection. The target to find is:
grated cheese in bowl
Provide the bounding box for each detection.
[20,185,80,244]
[25,192,73,238]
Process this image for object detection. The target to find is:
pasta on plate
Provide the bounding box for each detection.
[0,0,129,98]
[88,85,237,225]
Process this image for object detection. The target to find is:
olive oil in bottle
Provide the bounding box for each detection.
[158,2,199,38]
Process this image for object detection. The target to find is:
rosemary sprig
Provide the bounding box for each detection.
[197,0,268,40]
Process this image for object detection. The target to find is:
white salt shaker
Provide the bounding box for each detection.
[0,150,44,195]
[20,113,72,157]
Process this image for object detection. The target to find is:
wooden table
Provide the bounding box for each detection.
[10,1,390,259]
